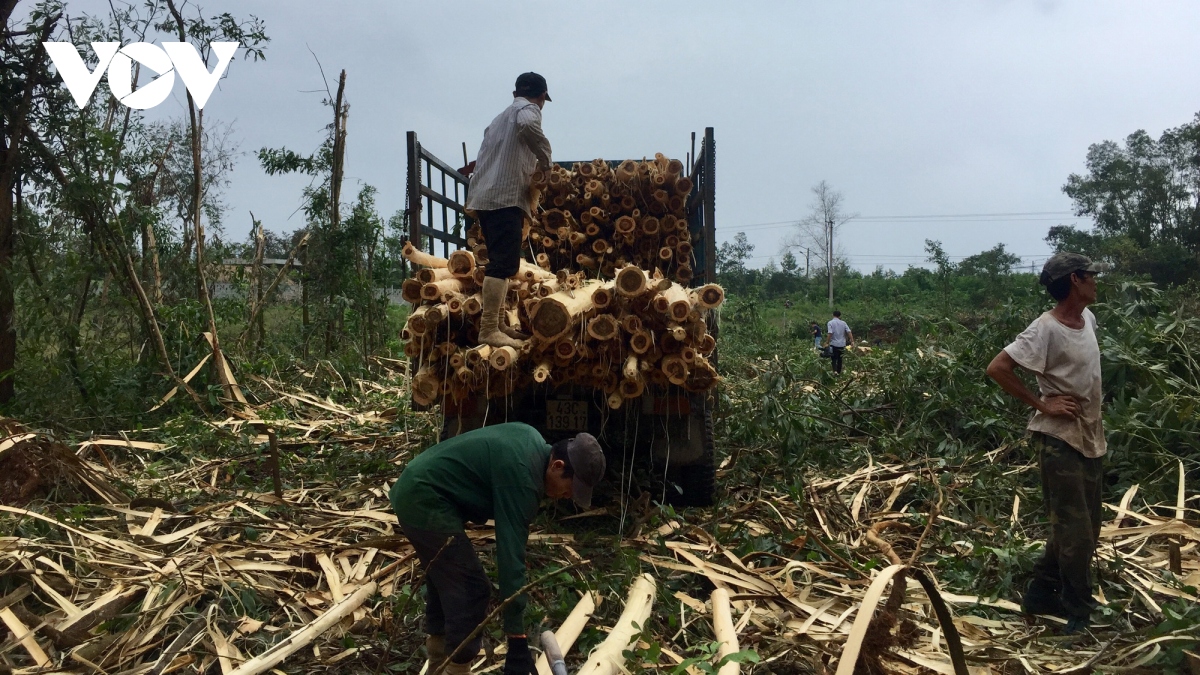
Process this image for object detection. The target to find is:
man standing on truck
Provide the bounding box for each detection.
[986,252,1108,634]
[390,423,605,674]
[462,72,554,350]
[823,310,853,374]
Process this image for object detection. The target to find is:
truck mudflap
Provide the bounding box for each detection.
[649,394,714,507]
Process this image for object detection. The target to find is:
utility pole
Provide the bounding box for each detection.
[805,248,810,278]
[827,217,834,308]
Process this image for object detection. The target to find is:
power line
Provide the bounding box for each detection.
[854,210,1073,220]
[716,210,1083,233]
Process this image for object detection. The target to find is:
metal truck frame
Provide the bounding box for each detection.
[404,128,718,506]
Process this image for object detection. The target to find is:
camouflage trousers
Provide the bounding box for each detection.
[1030,432,1104,619]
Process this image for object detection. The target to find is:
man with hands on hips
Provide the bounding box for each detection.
[986,252,1109,634]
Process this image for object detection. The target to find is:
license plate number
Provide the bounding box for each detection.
[546,400,588,431]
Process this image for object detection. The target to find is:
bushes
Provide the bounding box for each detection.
[718,278,1199,511]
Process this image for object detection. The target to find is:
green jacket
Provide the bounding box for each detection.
[390,422,550,634]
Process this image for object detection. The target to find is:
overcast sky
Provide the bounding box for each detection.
[46,1,1200,272]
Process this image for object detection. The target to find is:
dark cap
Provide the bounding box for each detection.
[1040,252,1111,285]
[567,432,604,509]
[514,72,551,101]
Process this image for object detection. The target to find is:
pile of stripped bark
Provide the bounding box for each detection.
[399,155,724,407]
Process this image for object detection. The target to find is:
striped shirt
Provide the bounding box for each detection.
[465,97,552,216]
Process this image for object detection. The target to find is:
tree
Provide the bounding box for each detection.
[959,243,1020,278]
[716,231,757,295]
[791,180,853,307]
[925,239,955,307]
[1064,118,1200,253]
[959,242,1022,300]
[780,250,798,275]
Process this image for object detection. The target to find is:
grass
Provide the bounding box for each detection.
[3,275,1199,672]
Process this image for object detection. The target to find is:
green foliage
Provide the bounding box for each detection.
[1059,110,1200,285]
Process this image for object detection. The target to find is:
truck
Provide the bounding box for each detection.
[404,128,718,506]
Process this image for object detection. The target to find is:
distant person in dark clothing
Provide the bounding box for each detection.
[823,311,853,374]
[810,322,822,349]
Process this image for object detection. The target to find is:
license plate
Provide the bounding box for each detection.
[545,400,588,431]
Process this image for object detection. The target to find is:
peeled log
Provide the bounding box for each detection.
[464,345,491,368]
[630,330,653,355]
[695,284,725,310]
[448,249,476,278]
[622,355,639,381]
[530,281,599,342]
[489,346,518,371]
[416,267,454,284]
[711,589,741,675]
[587,314,618,341]
[534,592,597,675]
[533,360,553,383]
[620,315,642,335]
[684,356,718,392]
[669,295,694,323]
[618,376,644,400]
[402,242,448,268]
[661,355,688,385]
[606,391,623,410]
[616,265,650,297]
[554,340,577,361]
[401,279,423,305]
[653,284,689,317]
[592,285,616,310]
[576,575,656,675]
[520,260,555,283]
[421,278,466,302]
[464,294,482,315]
[406,306,431,335]
[412,367,440,406]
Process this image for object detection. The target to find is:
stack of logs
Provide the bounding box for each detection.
[401,154,724,407]
[527,154,695,284]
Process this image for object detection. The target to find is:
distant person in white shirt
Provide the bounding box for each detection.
[986,251,1109,634]
[461,72,553,350]
[823,311,853,374]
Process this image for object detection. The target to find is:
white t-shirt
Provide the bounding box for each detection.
[827,318,851,347]
[1003,309,1105,458]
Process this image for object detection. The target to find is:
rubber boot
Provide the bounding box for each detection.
[1021,577,1066,617]
[479,277,527,349]
[443,660,473,674]
[425,634,446,669]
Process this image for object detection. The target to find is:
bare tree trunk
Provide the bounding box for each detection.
[301,244,309,358]
[324,71,348,357]
[140,144,170,304]
[0,12,59,404]
[166,0,237,404]
[249,214,265,350]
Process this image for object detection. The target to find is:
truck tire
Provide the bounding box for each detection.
[670,403,715,507]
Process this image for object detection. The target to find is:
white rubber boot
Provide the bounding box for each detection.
[479,277,527,349]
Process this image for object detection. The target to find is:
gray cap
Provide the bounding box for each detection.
[1040,252,1111,285]
[567,433,605,509]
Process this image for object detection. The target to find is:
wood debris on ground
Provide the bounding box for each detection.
[1,372,1198,674]
[626,457,1200,674]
